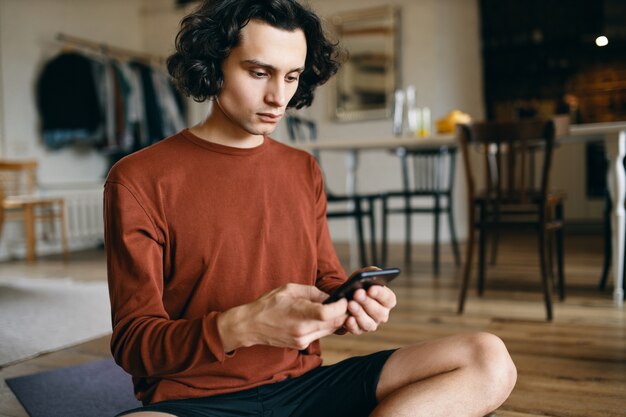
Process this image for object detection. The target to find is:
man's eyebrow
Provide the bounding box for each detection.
[242,59,304,73]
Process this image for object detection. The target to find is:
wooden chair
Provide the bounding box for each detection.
[456,118,568,320]
[285,115,382,266]
[380,146,461,273]
[0,160,69,262]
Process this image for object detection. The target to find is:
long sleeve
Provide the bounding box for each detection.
[104,181,229,378]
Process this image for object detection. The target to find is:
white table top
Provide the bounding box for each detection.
[297,121,626,151]
[297,132,455,151]
[564,122,626,143]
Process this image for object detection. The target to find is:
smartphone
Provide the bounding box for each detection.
[322,268,400,304]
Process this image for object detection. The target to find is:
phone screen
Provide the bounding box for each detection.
[322,268,400,304]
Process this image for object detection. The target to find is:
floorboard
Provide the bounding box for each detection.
[0,232,624,417]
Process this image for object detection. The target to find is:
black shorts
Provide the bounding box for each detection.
[117,349,396,417]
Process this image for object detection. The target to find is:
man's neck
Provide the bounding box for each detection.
[190,109,265,149]
[190,124,264,149]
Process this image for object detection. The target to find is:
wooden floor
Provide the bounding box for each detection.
[0,232,624,417]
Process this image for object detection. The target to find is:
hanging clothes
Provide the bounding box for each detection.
[36,50,188,153]
[116,61,149,148]
[130,61,165,145]
[151,69,186,136]
[36,52,105,149]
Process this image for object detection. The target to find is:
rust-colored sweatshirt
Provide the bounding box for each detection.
[104,129,347,404]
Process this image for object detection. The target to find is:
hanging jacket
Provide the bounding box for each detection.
[36,52,105,149]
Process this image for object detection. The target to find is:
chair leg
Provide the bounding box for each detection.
[447,195,461,266]
[546,229,555,282]
[404,194,412,265]
[489,209,500,265]
[381,196,389,267]
[538,226,554,321]
[433,195,441,275]
[368,197,378,266]
[556,203,565,301]
[458,205,476,314]
[477,202,487,296]
[354,198,368,266]
[400,152,412,266]
[24,204,36,263]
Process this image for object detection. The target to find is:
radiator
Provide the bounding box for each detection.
[62,188,104,243]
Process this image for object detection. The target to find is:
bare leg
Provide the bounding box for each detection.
[372,332,516,417]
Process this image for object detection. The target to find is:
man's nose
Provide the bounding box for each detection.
[265,80,287,107]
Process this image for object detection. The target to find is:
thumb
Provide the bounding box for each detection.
[282,283,328,303]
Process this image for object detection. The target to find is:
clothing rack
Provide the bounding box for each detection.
[56,33,166,64]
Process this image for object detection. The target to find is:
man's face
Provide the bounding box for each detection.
[214,20,307,138]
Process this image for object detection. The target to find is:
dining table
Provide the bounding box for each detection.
[298,121,626,307]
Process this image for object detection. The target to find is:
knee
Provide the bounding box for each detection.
[465,332,517,404]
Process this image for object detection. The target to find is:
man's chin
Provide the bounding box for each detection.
[247,125,277,137]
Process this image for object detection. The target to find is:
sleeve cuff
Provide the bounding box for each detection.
[202,311,236,363]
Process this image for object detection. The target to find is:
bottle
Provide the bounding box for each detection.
[419,107,431,137]
[392,89,405,136]
[405,86,418,134]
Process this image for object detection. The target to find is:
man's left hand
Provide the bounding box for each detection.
[343,284,397,335]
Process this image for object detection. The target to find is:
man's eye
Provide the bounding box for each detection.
[286,75,299,83]
[251,71,268,78]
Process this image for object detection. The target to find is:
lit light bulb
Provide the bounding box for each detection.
[595,36,609,47]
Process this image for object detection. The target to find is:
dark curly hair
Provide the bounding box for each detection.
[167,0,342,109]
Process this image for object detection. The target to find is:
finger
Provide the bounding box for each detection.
[282,283,328,303]
[353,290,388,324]
[295,298,348,323]
[293,317,348,348]
[319,298,348,320]
[305,326,343,343]
[343,316,362,335]
[367,285,397,309]
[347,300,378,332]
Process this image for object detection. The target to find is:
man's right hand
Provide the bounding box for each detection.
[217,283,348,353]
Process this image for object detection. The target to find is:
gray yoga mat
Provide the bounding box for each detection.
[6,358,141,417]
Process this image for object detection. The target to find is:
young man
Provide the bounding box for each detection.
[105,1,517,416]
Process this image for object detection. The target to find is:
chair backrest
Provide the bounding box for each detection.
[457,118,568,206]
[285,115,346,198]
[396,147,456,193]
[0,160,39,197]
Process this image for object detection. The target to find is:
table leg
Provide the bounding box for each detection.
[346,150,359,270]
[606,130,625,307]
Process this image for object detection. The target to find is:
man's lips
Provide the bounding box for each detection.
[257,113,283,122]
